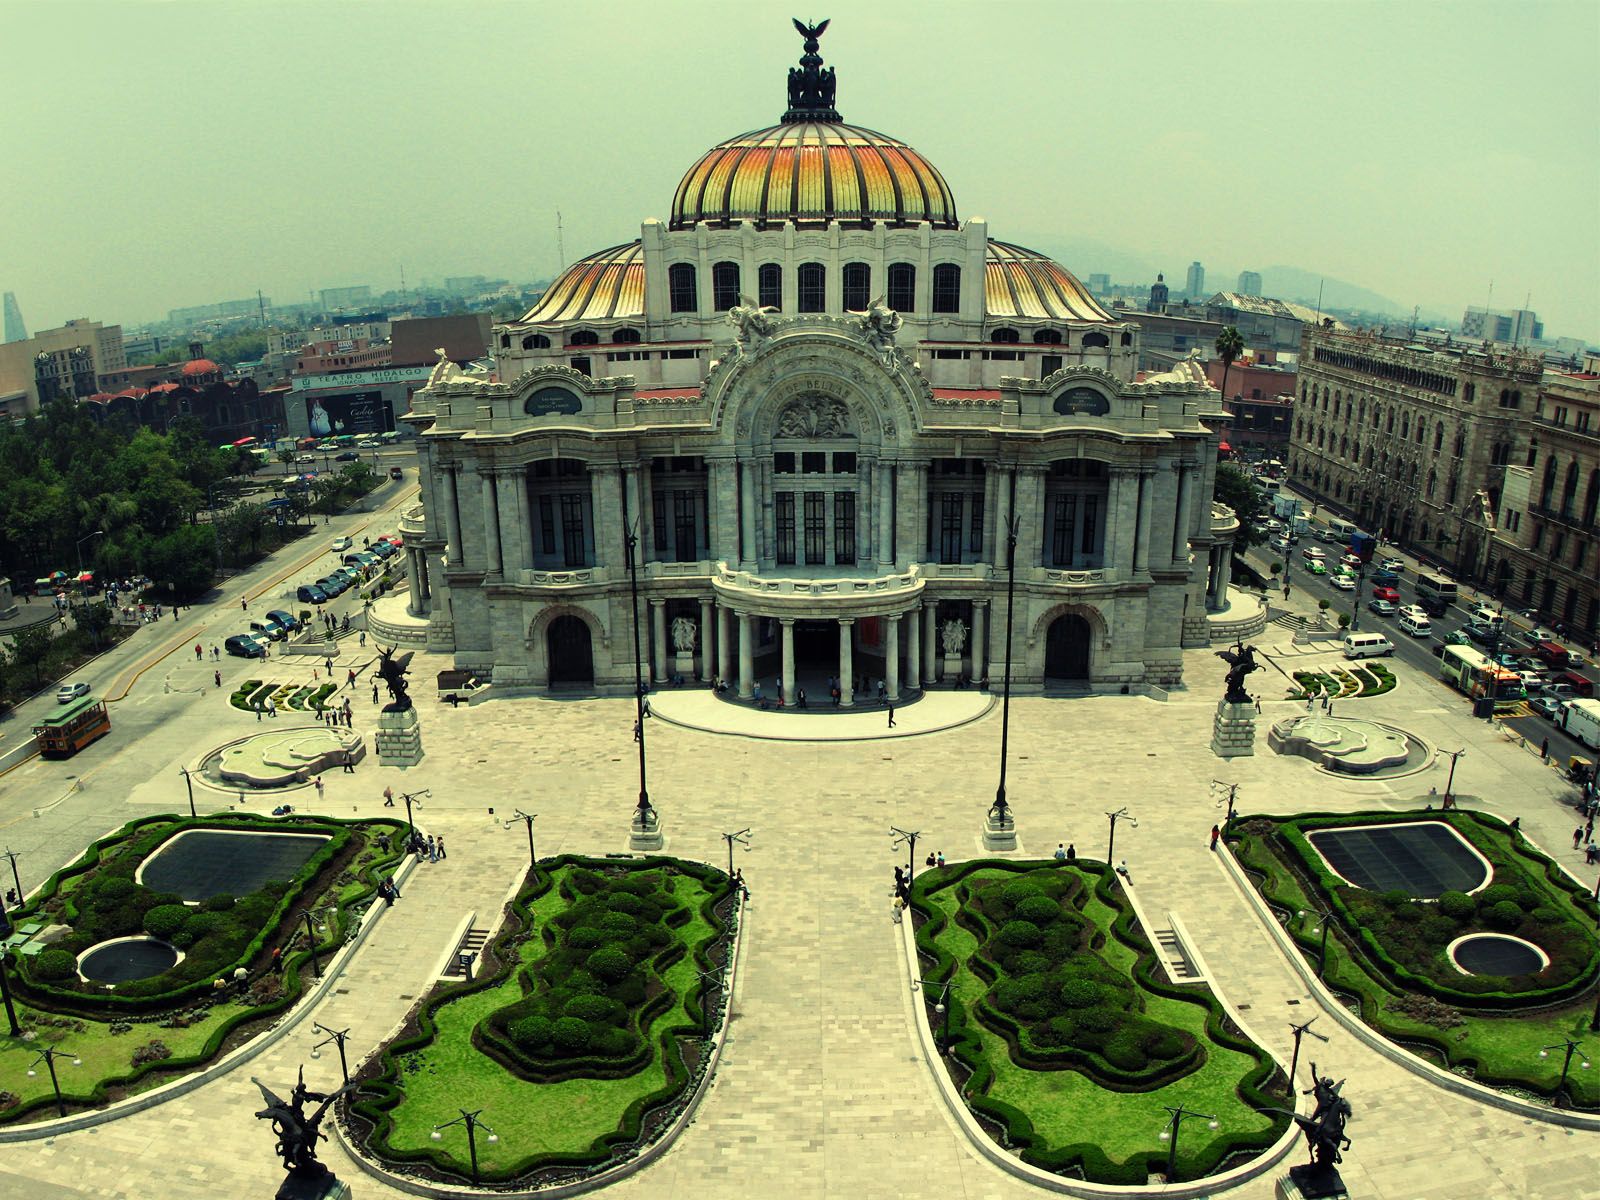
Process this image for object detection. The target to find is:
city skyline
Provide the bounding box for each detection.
[2,0,1595,340]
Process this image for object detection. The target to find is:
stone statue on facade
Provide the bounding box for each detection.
[727,295,778,356]
[1215,640,1259,705]
[941,618,968,657]
[776,395,852,438]
[855,296,904,362]
[670,615,699,653]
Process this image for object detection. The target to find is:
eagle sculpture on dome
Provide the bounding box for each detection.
[793,17,829,48]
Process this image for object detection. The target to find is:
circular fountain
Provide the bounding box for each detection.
[1268,713,1428,777]
[77,936,182,984]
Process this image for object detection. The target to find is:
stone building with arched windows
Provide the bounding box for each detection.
[394,24,1236,700]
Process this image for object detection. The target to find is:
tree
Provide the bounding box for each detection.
[1214,325,1245,406]
[1214,463,1267,550]
[277,448,298,474]
[216,503,270,567]
[77,601,113,649]
[143,526,218,599]
[8,625,55,688]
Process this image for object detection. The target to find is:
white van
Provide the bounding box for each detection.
[1470,606,1505,630]
[1343,632,1395,659]
[1398,611,1432,638]
[248,619,285,642]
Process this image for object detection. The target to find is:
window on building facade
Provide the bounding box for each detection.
[559,494,587,566]
[1041,354,1063,378]
[887,263,915,312]
[674,491,698,561]
[990,327,1020,344]
[1464,383,1475,403]
[539,495,556,554]
[834,493,856,564]
[1033,329,1062,344]
[941,492,965,562]
[652,494,668,554]
[1561,461,1580,517]
[774,452,796,474]
[1540,458,1558,508]
[612,327,640,343]
[932,264,961,313]
[712,261,741,312]
[1082,332,1110,348]
[668,263,698,312]
[803,493,827,564]
[758,263,782,310]
[522,334,550,350]
[775,492,796,564]
[1583,469,1600,526]
[842,262,871,312]
[833,451,856,473]
[798,263,826,313]
[569,330,599,346]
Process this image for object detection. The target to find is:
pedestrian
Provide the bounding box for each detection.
[342,752,355,774]
[1541,737,1550,761]
[1210,824,1221,850]
[1255,697,1262,714]
[314,776,324,800]
[384,786,395,807]
[1509,816,1521,835]
[1066,843,1076,862]
[359,631,366,647]
[1054,843,1066,861]
[1588,819,1595,841]
[1575,827,1584,849]
[877,679,886,703]
[174,608,180,621]
[255,702,262,722]
[265,696,277,719]
[379,878,395,907]
[241,598,248,612]
[887,703,896,728]
[195,643,203,660]
[436,836,446,860]
[214,669,222,688]
[347,668,356,688]
[213,645,220,660]
[797,687,807,709]
[426,834,437,862]
[372,681,380,704]
[1327,700,1334,716]
[936,850,945,868]
[271,946,283,972]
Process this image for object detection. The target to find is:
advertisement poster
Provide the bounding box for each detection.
[305,390,395,436]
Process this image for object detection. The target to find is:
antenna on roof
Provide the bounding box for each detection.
[1313,278,1323,325]
[556,211,566,270]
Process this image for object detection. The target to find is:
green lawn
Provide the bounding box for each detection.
[1234,813,1600,1105]
[362,861,727,1181]
[918,864,1285,1183]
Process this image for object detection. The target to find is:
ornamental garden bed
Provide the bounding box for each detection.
[347,855,735,1186]
[1229,810,1600,1106]
[229,679,339,711]
[911,860,1287,1184]
[0,812,406,1124]
[1289,663,1395,701]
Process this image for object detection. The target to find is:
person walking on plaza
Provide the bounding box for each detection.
[241,598,248,612]
[214,669,222,688]
[359,631,366,648]
[1210,824,1221,851]
[886,703,896,728]
[1575,827,1585,850]
[436,836,446,860]
[1541,737,1550,761]
[347,668,357,689]
[195,643,203,660]
[372,681,380,704]
[212,645,220,661]
[342,752,355,774]
[265,696,277,719]
[314,776,325,801]
[426,835,438,862]
[383,786,395,807]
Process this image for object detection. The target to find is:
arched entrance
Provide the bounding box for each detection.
[1044,614,1091,681]
[547,615,593,686]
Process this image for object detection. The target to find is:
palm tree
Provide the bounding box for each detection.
[277,447,297,475]
[1214,325,1244,407]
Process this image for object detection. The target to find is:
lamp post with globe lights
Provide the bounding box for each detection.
[431,1108,499,1185]
[1158,1104,1218,1183]
[28,1045,80,1118]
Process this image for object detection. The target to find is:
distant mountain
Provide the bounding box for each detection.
[1255,267,1404,319]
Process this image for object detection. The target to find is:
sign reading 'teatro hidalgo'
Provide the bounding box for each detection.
[290,366,432,391]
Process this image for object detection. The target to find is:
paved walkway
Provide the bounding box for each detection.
[649,686,993,740]
[3,638,1600,1197]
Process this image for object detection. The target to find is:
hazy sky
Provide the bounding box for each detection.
[4,0,1596,340]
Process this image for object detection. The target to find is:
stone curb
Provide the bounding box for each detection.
[332,888,747,1197]
[0,852,420,1143]
[1216,835,1600,1130]
[896,883,1304,1197]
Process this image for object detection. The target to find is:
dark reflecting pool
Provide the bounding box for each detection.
[136,829,330,902]
[78,937,180,983]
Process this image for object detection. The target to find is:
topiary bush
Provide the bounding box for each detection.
[509,1014,553,1049]
[1486,900,1523,931]
[33,949,77,982]
[551,1015,591,1053]
[1437,890,1475,920]
[586,946,632,984]
[143,904,190,940]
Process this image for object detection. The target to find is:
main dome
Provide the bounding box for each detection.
[670,122,959,232]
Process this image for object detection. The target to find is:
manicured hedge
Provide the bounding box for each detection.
[912,859,1287,1184]
[350,855,735,1183]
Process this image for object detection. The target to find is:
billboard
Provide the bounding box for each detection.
[305,390,395,436]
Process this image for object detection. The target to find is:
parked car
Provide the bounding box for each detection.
[355,552,382,568]
[1368,598,1397,617]
[1529,695,1564,720]
[296,584,328,605]
[331,536,353,552]
[317,576,347,597]
[56,681,92,704]
[225,634,267,659]
[266,609,301,633]
[247,619,285,642]
[369,541,396,558]
[1329,572,1356,590]
[1529,626,1558,643]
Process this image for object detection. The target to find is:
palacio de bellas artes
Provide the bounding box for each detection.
[396,24,1246,703]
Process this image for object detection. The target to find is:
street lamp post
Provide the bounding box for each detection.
[1351,566,1367,631]
[310,1022,351,1086]
[1442,748,1466,804]
[890,826,921,880]
[1211,781,1239,834]
[913,977,954,1052]
[504,810,537,872]
[28,1045,80,1118]
[1539,1037,1591,1108]
[430,1108,499,1186]
[1,848,23,914]
[301,907,336,980]
[401,790,429,842]
[1286,1015,1328,1090]
[1158,1104,1218,1183]
[1298,905,1334,977]
[623,502,652,825]
[720,828,751,879]
[177,767,197,819]
[1106,807,1137,864]
[74,530,104,577]
[0,912,21,1035]
[994,500,1021,825]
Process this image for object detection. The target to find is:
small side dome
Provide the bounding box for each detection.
[181,358,219,377]
[521,242,645,323]
[985,242,1115,323]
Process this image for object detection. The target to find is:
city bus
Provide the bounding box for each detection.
[1414,572,1458,617]
[32,694,111,757]
[1439,644,1524,711]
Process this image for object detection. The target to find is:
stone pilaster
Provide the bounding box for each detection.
[886,614,901,702]
[738,612,754,698]
[838,619,854,707]
[650,598,667,683]
[479,472,502,576]
[780,618,795,705]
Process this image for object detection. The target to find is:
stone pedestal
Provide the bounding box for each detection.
[1277,1164,1348,1200]
[375,705,424,768]
[981,808,1018,852]
[672,651,696,681]
[942,654,963,684]
[275,1171,352,1200]
[629,807,665,852]
[1211,699,1257,759]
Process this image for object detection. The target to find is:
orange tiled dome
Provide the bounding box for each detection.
[671,122,958,231]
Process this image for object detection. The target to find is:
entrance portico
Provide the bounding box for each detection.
[712,561,926,707]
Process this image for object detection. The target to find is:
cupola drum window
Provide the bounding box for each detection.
[887,263,915,313]
[712,261,741,312]
[798,263,826,313]
[842,262,871,312]
[668,264,698,313]
[758,263,782,310]
[932,264,961,313]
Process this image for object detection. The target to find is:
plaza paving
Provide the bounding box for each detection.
[2,604,1600,1197]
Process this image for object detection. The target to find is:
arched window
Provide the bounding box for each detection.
[1433,424,1443,451]
[1453,431,1465,458]
[797,262,826,313]
[842,262,871,312]
[711,261,741,312]
[931,263,961,313]
[668,263,698,312]
[990,327,1020,344]
[569,330,599,346]
[758,263,782,310]
[1082,331,1110,349]
[1400,414,1410,439]
[887,262,915,312]
[1120,331,1132,346]
[499,334,510,348]
[611,328,640,344]
[521,334,550,350]
[1032,329,1063,344]
[1414,418,1425,443]
[1581,468,1600,527]
[1561,460,1581,516]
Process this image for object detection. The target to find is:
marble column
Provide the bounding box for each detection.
[981,463,1000,564]
[886,614,901,702]
[480,472,502,575]
[922,599,938,684]
[1013,466,1044,571]
[896,462,926,565]
[709,459,737,564]
[650,598,667,683]
[495,471,525,574]
[1102,469,1128,574]
[876,460,895,568]
[971,600,987,684]
[515,468,533,573]
[405,548,423,617]
[780,619,795,705]
[1218,544,1234,605]
[637,459,656,562]
[591,464,622,569]
[1172,461,1195,566]
[907,605,922,690]
[1133,469,1153,573]
[838,620,854,707]
[417,553,432,609]
[718,604,733,687]
[440,466,463,565]
[737,612,754,698]
[699,597,714,680]
[739,461,758,568]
